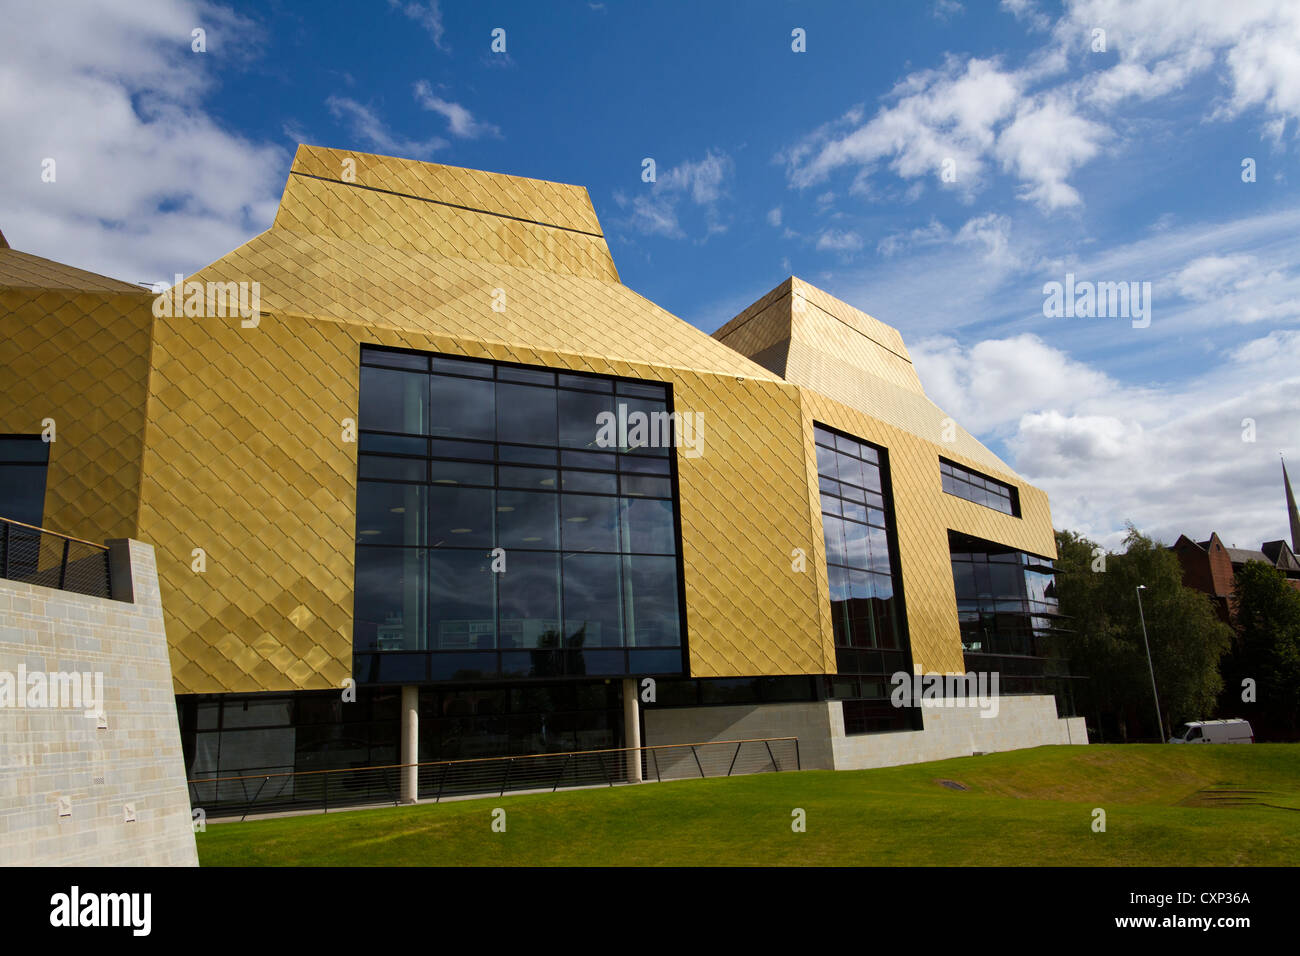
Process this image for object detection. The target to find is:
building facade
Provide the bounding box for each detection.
[1170,461,1300,623]
[2,147,1083,806]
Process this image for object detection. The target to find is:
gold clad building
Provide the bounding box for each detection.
[0,147,1085,786]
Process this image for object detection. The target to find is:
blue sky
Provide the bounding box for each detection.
[2,0,1299,551]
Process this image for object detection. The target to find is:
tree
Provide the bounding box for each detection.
[1226,561,1300,739]
[1054,526,1232,740]
[1054,528,1134,736]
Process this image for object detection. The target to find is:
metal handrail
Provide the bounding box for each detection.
[187,736,802,820]
[0,516,112,599]
[188,736,802,785]
[0,516,108,551]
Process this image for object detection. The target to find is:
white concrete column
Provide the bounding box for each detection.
[623,678,643,783]
[400,685,419,803]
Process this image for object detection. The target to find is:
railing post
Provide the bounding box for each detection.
[57,537,70,590]
[596,751,613,786]
[727,741,742,777]
[794,737,801,770]
[500,757,512,797]
[323,770,330,814]
[651,748,661,783]
[690,745,705,778]
[553,753,569,792]
[2,520,9,578]
[764,739,777,772]
[241,775,271,823]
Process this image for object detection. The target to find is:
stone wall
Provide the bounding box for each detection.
[643,701,839,770]
[642,695,1087,775]
[0,539,197,866]
[828,695,1087,770]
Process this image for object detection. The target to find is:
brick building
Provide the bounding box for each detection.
[1172,461,1300,623]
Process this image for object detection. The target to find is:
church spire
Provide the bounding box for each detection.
[1285,457,1300,552]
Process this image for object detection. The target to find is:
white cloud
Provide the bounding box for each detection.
[783,57,1023,197]
[1083,49,1214,109]
[782,0,1300,212]
[782,56,1108,211]
[767,206,783,227]
[993,93,1108,209]
[413,81,500,139]
[875,214,1021,270]
[1063,0,1300,132]
[0,0,286,284]
[661,152,731,204]
[1163,253,1300,325]
[1173,255,1264,301]
[816,229,864,253]
[389,0,448,52]
[953,213,1022,269]
[325,96,447,157]
[913,330,1300,550]
[1001,0,1052,32]
[912,333,1117,435]
[613,151,734,239]
[932,0,964,22]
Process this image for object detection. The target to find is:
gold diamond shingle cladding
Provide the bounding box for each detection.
[717,277,1057,675]
[2,146,1055,694]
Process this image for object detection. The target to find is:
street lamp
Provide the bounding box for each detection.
[1135,585,1164,741]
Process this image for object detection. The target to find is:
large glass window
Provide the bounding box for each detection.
[354,346,686,682]
[948,530,1078,715]
[939,458,1020,517]
[0,435,50,527]
[814,423,916,734]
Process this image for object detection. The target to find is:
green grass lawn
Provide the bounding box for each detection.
[196,744,1300,866]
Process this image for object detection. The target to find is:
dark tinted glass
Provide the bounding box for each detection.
[625,555,680,646]
[620,497,676,554]
[562,553,624,647]
[429,375,495,440]
[497,382,557,445]
[356,482,426,546]
[355,353,684,680]
[362,347,427,371]
[428,485,493,548]
[359,366,428,434]
[428,550,495,649]
[939,458,1018,516]
[561,494,619,552]
[431,355,492,378]
[498,466,557,491]
[354,547,426,651]
[0,436,49,526]
[359,433,426,456]
[814,424,907,679]
[359,455,425,482]
[562,450,615,471]
[558,389,615,450]
[497,552,560,649]
[561,470,618,494]
[496,490,558,549]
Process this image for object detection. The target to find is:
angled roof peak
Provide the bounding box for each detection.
[284,143,606,238]
[0,243,144,294]
[712,274,1019,479]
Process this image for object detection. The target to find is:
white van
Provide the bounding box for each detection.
[1168,719,1254,744]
